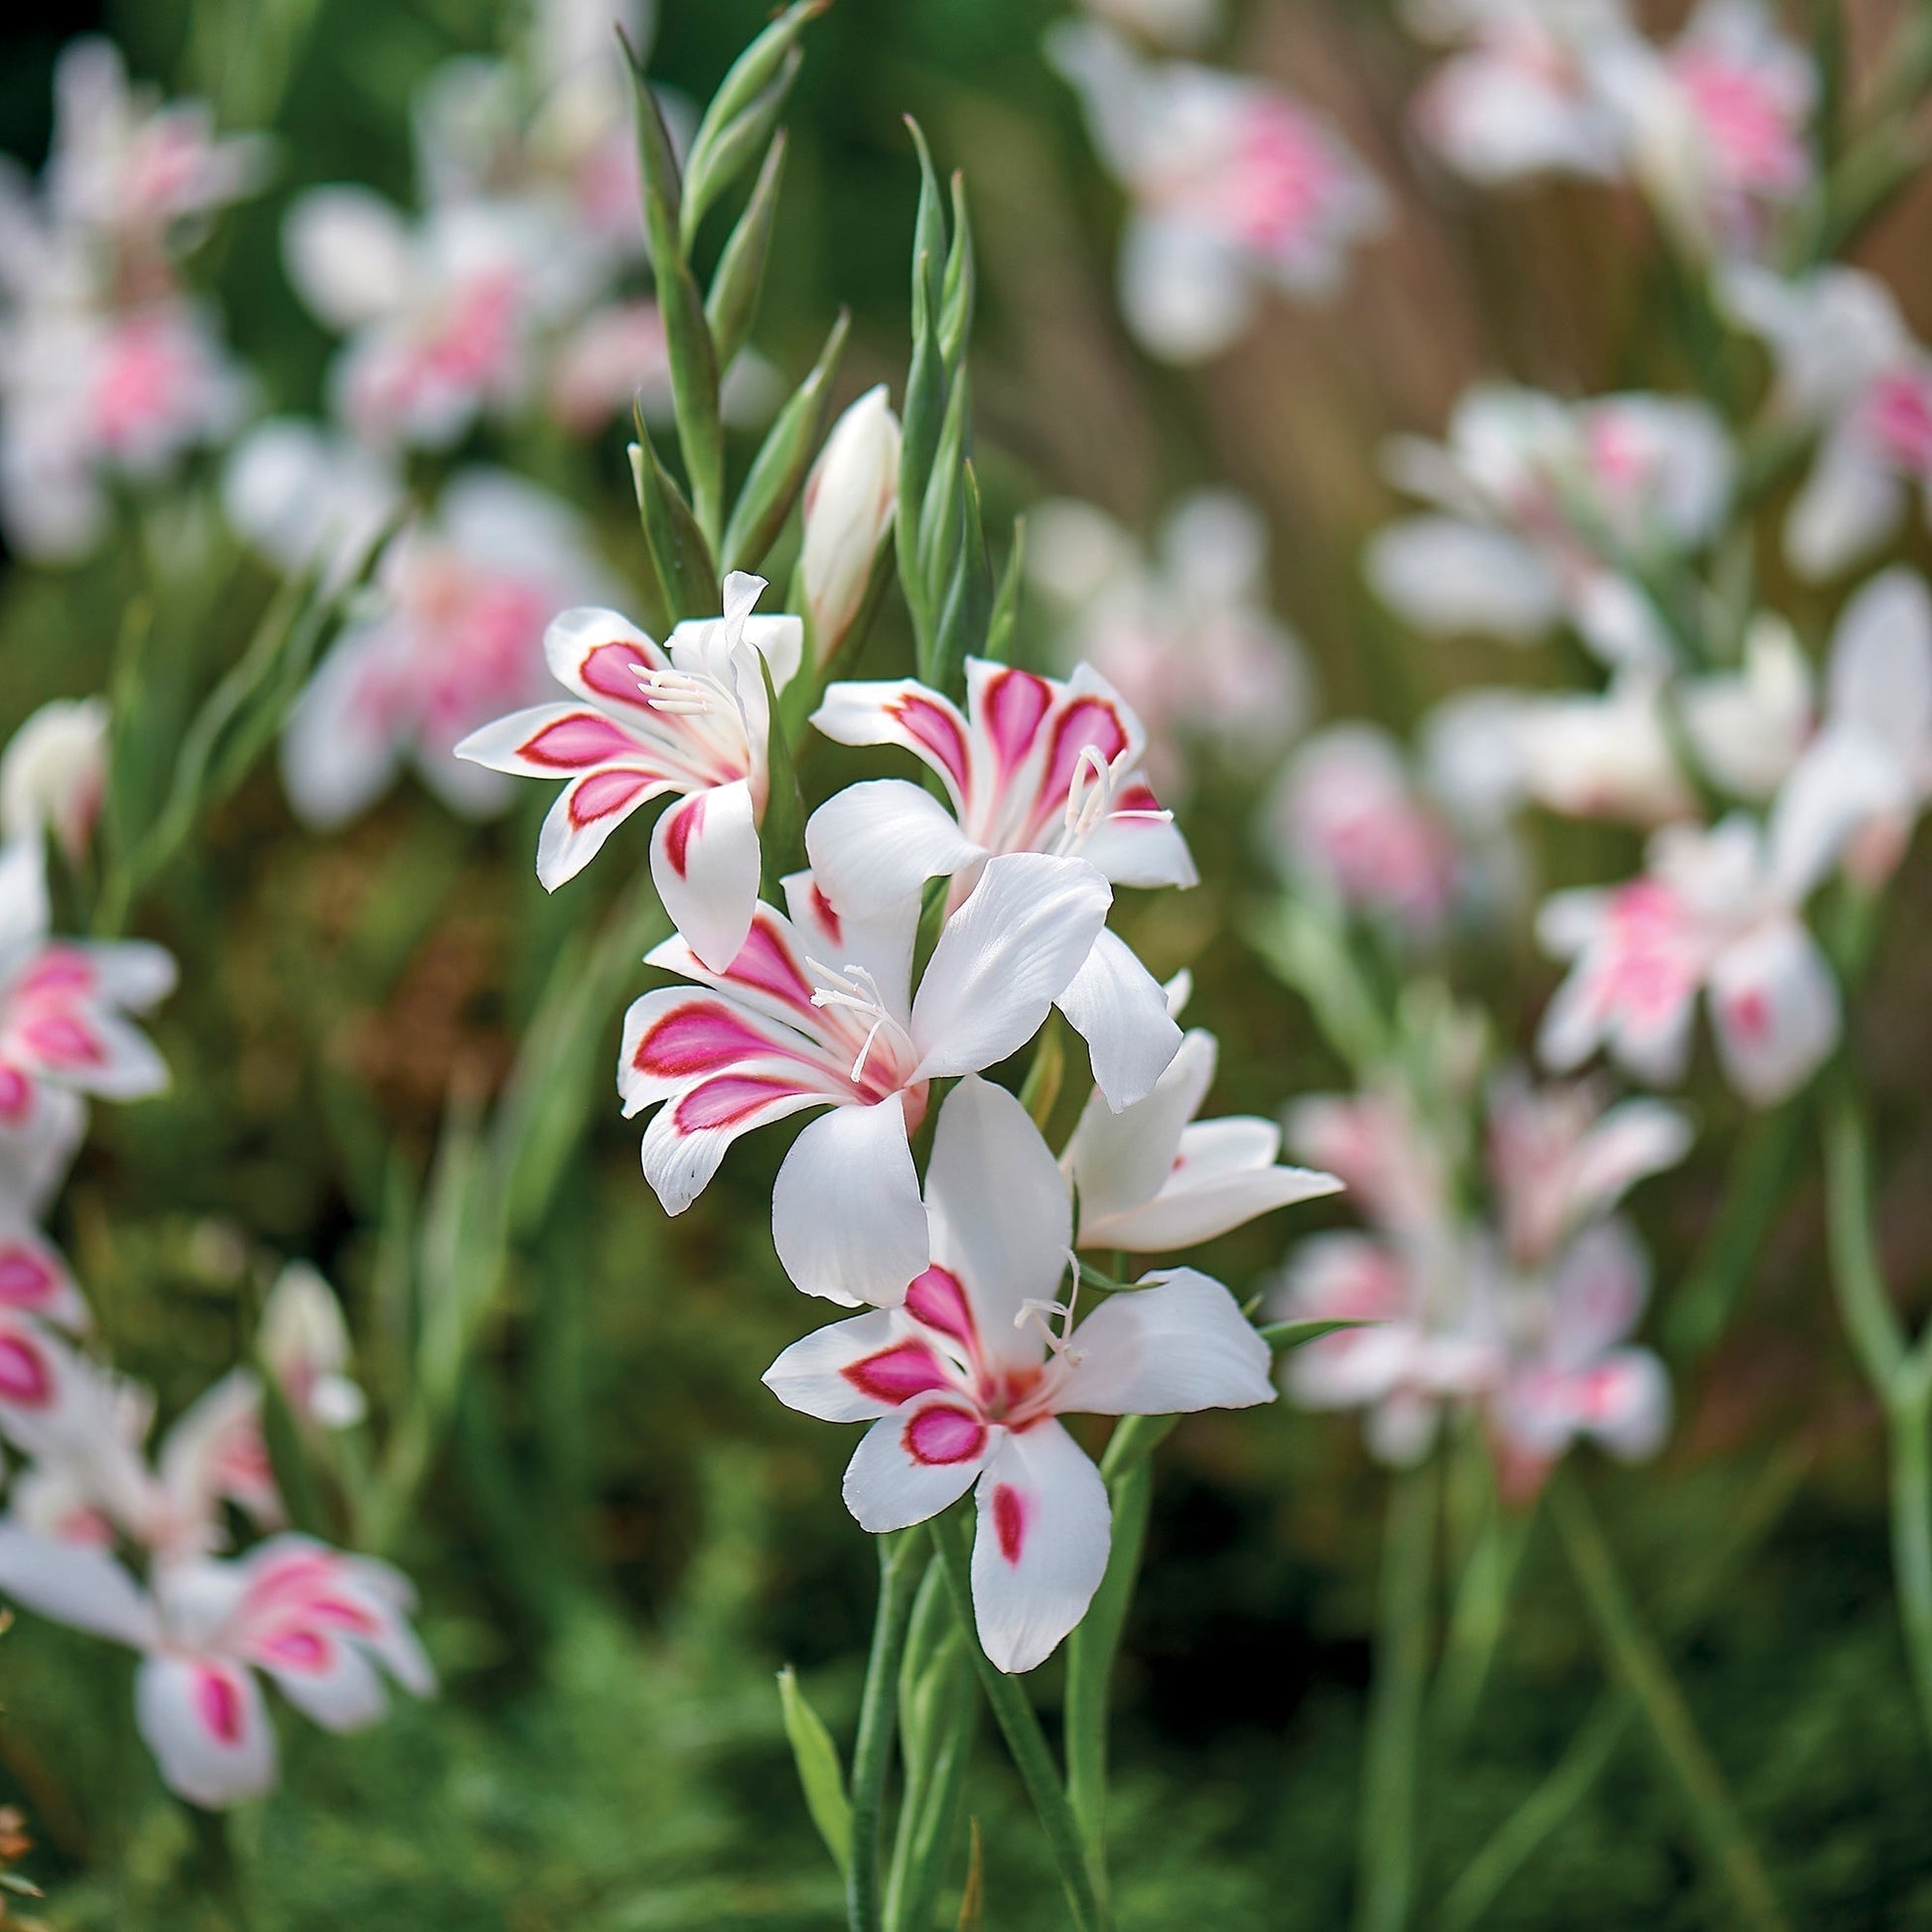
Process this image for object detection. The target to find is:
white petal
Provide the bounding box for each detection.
[970,1422,1111,1673]
[649,778,762,974]
[1054,928,1181,1111]
[911,855,1112,1079]
[843,1397,988,1532]
[1056,1268,1275,1416]
[762,1309,940,1422]
[1086,1120,1342,1252]
[771,1096,930,1307]
[1787,434,1903,581]
[1767,725,1911,901]
[1118,214,1255,364]
[1828,567,1932,759]
[281,187,411,330]
[1546,1219,1651,1370]
[924,1076,1072,1364]
[280,632,402,830]
[1707,919,1840,1106]
[1065,1028,1215,1230]
[638,1078,826,1216]
[805,779,986,916]
[135,1655,278,1809]
[260,1634,388,1732]
[1365,518,1561,640]
[0,1525,156,1647]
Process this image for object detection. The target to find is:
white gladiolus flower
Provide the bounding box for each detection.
[799,385,900,663]
[1,698,107,864]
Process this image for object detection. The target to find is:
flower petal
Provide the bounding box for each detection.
[0,1524,157,1646]
[1053,927,1181,1111]
[1065,1027,1215,1235]
[771,1095,930,1307]
[649,778,762,974]
[812,681,975,813]
[1707,918,1840,1106]
[136,1654,278,1809]
[910,854,1112,1079]
[1056,1267,1276,1416]
[843,1396,988,1532]
[1085,1119,1341,1252]
[805,779,987,917]
[970,1421,1111,1673]
[639,1075,828,1217]
[543,606,669,718]
[763,1308,952,1422]
[924,1076,1072,1368]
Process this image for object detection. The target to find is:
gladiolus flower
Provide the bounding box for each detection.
[0,697,107,865]
[799,385,900,664]
[764,1076,1275,1671]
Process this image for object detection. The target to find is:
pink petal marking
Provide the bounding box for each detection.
[0,1067,29,1122]
[16,1013,105,1070]
[632,1003,810,1081]
[844,1341,953,1405]
[662,793,705,879]
[13,951,96,999]
[903,1404,987,1467]
[978,668,1052,777]
[568,768,657,827]
[904,1265,978,1353]
[1587,881,1701,1027]
[1724,985,1771,1043]
[517,713,645,769]
[579,638,663,709]
[992,1481,1029,1565]
[806,883,843,948]
[890,694,972,797]
[1042,696,1130,807]
[721,916,820,1019]
[0,1245,57,1311]
[195,1665,247,1746]
[0,1330,52,1408]
[257,1628,333,1672]
[673,1073,816,1133]
[1864,371,1932,474]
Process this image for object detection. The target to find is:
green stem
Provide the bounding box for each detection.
[848,1530,925,1932]
[1666,1099,1809,1362]
[1439,1697,1627,1932]
[1064,1452,1152,1897]
[930,1509,1106,1932]
[1823,1075,1932,1760]
[1354,1459,1436,1932]
[1549,1478,1789,1932]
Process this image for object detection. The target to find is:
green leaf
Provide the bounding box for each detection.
[938,170,975,373]
[956,1819,985,1932]
[721,308,849,574]
[904,117,947,333]
[629,412,719,622]
[984,515,1025,663]
[930,461,991,699]
[685,0,826,218]
[1257,1317,1373,1351]
[1020,1021,1063,1131]
[682,48,800,254]
[705,129,787,371]
[620,29,681,231]
[914,366,970,608]
[777,1665,853,1879]
[257,1364,330,1537]
[642,184,725,546]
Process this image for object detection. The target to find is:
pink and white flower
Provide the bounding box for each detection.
[798,386,900,665]
[1025,492,1311,796]
[1274,1231,1503,1464]
[1046,22,1387,361]
[618,859,1111,1306]
[1063,1026,1341,1251]
[1368,385,1733,666]
[282,188,570,450]
[0,836,175,1131]
[281,468,611,831]
[1408,0,1634,185]
[457,572,802,972]
[1722,265,1932,581]
[763,1075,1274,1671]
[1597,0,1814,258]
[39,38,268,268]
[1284,1080,1454,1248]
[1485,1069,1690,1270]
[1486,1218,1669,1495]
[1536,808,1842,1106]
[259,1263,366,1434]
[0,1529,432,1808]
[807,658,1190,1107]
[1266,726,1461,937]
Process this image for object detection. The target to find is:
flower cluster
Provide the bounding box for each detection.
[0,40,263,560]
[0,759,429,1810]
[461,558,1341,1670]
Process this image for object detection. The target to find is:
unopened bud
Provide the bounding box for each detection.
[1,698,107,864]
[799,385,899,663]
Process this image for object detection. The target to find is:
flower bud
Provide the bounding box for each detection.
[799,385,899,664]
[1,697,107,864]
